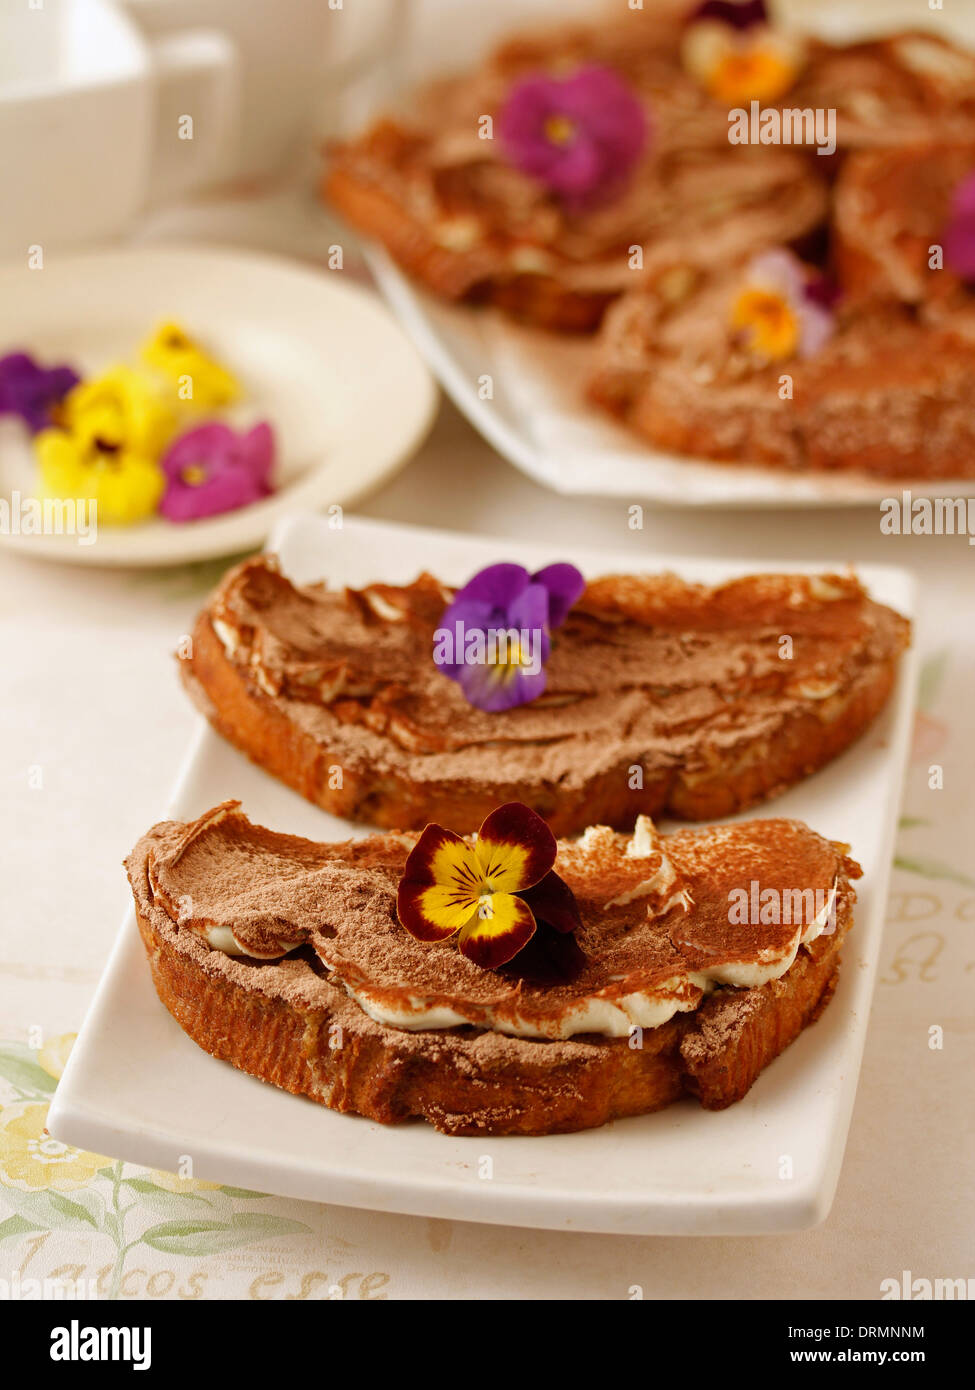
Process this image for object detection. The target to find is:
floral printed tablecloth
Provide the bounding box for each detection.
[2,396,972,1301]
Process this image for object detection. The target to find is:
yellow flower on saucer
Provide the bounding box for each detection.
[141,321,239,409]
[0,1102,110,1193]
[37,1033,77,1083]
[36,428,164,526]
[59,364,174,457]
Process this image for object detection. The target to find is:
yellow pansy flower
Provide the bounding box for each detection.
[141,322,239,409]
[59,365,174,457]
[36,428,164,526]
[0,1102,110,1193]
[731,285,799,359]
[730,249,836,364]
[682,19,803,106]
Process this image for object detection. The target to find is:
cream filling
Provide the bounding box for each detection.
[195,811,838,1041]
[345,974,711,1042]
[343,883,836,1040]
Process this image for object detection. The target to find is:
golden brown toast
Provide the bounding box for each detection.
[589,275,975,478]
[833,142,975,313]
[324,12,827,333]
[179,557,908,835]
[790,32,975,151]
[127,803,861,1136]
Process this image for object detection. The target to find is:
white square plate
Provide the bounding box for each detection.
[49,514,918,1234]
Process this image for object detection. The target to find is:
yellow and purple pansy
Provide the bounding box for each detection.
[942,170,975,282]
[0,351,79,433]
[397,802,581,969]
[730,249,837,363]
[498,65,649,208]
[141,321,239,409]
[159,421,275,521]
[682,0,803,105]
[434,560,585,712]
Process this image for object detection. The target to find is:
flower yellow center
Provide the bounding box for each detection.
[709,48,796,104]
[732,287,799,360]
[181,464,208,486]
[544,113,577,147]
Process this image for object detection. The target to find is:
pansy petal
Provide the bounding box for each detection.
[401,822,483,896]
[532,562,585,628]
[475,802,557,892]
[507,581,550,665]
[498,921,587,985]
[689,0,769,31]
[454,562,530,610]
[436,595,496,679]
[518,869,582,934]
[458,892,536,969]
[458,659,547,713]
[396,881,478,942]
[242,422,275,486]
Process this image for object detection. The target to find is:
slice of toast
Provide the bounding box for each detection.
[127,803,861,1136]
[179,557,908,835]
[324,12,827,332]
[589,274,975,478]
[833,142,975,323]
[789,31,975,151]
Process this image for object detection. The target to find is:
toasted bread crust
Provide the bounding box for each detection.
[325,163,614,333]
[181,605,902,835]
[130,845,849,1136]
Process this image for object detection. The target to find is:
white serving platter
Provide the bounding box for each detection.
[368,248,975,511]
[0,245,437,565]
[49,513,918,1234]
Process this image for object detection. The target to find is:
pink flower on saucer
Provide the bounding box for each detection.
[160,421,274,522]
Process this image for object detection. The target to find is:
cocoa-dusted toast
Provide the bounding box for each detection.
[833,141,975,318]
[127,802,861,1136]
[179,557,909,835]
[589,274,975,478]
[788,31,975,152]
[324,11,827,333]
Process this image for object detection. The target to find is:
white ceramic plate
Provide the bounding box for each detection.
[0,246,437,565]
[49,514,918,1235]
[368,248,975,510]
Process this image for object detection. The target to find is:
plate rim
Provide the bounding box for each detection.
[0,243,439,567]
[366,245,975,510]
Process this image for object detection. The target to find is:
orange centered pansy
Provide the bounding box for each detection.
[397,802,580,969]
[731,285,799,359]
[707,47,796,104]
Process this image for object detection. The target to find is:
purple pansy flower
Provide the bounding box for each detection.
[687,0,768,30]
[434,561,585,713]
[942,171,975,281]
[159,421,274,522]
[0,351,80,433]
[498,65,648,208]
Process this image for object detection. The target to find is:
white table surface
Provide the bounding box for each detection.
[0,188,972,1301]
